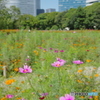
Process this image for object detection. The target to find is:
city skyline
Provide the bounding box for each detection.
[5,0,100,16]
[5,0,40,16]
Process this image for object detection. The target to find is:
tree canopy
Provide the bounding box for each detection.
[0,1,100,30]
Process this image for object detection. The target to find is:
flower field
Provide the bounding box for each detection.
[0,30,100,100]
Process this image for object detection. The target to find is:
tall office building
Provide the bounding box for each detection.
[86,0,100,6]
[46,8,56,13]
[5,0,40,16]
[37,9,44,15]
[59,0,86,12]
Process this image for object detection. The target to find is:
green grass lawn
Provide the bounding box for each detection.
[0,30,100,100]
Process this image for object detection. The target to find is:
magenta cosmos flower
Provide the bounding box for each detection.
[50,48,53,50]
[89,96,93,99]
[59,94,75,100]
[54,50,59,53]
[57,58,66,64]
[51,61,65,67]
[6,94,14,98]
[60,50,64,52]
[73,60,83,64]
[40,93,49,96]
[39,47,42,49]
[21,99,26,100]
[19,65,32,73]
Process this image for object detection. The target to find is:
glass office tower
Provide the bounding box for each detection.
[6,0,40,16]
[59,0,86,12]
[46,8,56,13]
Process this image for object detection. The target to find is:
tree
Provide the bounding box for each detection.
[63,8,77,29]
[83,2,100,29]
[55,11,67,29]
[0,5,21,29]
[36,13,49,30]
[45,12,58,29]
[93,5,100,29]
[69,7,86,29]
[8,6,21,29]
[62,8,76,29]
[16,14,39,29]
[51,25,59,30]
[37,12,58,30]
[84,11,95,29]
[0,0,5,9]
[0,8,11,29]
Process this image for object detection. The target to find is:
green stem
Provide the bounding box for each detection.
[26,74,40,97]
[58,67,61,95]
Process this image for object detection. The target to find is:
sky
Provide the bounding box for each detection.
[41,0,58,11]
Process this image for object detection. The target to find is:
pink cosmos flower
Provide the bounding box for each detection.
[26,58,30,61]
[73,60,83,64]
[39,47,42,49]
[54,50,59,53]
[19,65,32,73]
[59,94,75,100]
[57,58,66,64]
[6,94,14,98]
[40,93,49,96]
[50,48,53,50]
[21,99,26,100]
[51,61,65,67]
[60,50,64,52]
[89,96,93,99]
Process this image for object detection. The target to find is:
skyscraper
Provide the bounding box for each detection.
[37,9,44,15]
[86,0,100,6]
[46,8,56,13]
[58,0,86,12]
[5,0,40,16]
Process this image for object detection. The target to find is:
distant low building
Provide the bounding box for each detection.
[37,9,44,15]
[46,8,56,13]
[86,0,100,6]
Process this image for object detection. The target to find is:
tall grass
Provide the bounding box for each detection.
[0,30,100,100]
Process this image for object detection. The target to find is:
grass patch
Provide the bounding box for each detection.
[0,30,100,99]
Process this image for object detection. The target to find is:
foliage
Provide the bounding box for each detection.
[54,11,67,29]
[0,0,5,9]
[0,6,21,29]
[51,25,59,30]
[0,2,100,30]
[84,2,100,29]
[36,12,58,30]
[16,14,38,29]
[73,7,86,29]
[93,6,100,29]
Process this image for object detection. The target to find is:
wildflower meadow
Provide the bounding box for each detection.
[0,30,100,100]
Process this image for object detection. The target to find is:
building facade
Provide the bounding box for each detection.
[86,0,100,6]
[5,0,40,16]
[46,8,56,13]
[58,0,86,12]
[37,9,44,15]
